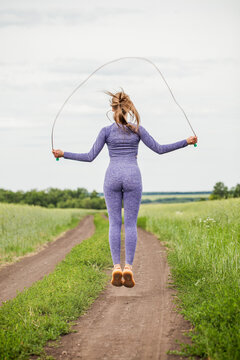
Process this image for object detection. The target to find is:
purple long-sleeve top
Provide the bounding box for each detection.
[63,122,188,162]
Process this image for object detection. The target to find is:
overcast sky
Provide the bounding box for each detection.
[0,0,239,193]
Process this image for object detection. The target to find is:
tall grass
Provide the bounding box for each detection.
[0,213,112,360]
[138,198,240,360]
[0,203,94,265]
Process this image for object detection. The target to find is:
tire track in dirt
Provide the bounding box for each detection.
[0,215,95,306]
[43,219,193,360]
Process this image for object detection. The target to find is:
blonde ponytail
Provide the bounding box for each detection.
[104,88,140,134]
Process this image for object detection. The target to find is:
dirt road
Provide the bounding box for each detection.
[43,219,192,360]
[0,214,193,359]
[0,215,95,306]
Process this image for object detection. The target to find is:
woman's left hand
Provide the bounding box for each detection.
[52,149,64,158]
[187,136,198,145]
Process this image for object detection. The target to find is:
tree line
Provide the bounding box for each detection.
[209,182,240,200]
[0,182,239,209]
[0,187,106,209]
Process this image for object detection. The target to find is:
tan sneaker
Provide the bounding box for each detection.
[122,264,135,288]
[111,264,123,287]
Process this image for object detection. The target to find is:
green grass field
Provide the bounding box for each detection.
[0,213,112,360]
[1,199,239,359]
[100,192,211,204]
[138,198,240,360]
[0,203,95,265]
[141,193,210,200]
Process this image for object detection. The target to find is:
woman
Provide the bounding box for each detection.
[52,90,197,288]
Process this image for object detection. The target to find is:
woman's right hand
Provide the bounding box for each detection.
[187,136,198,145]
[52,149,64,158]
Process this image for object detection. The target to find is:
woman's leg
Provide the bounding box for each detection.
[104,182,123,265]
[123,167,142,265]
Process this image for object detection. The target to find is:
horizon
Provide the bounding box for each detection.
[0,186,214,194]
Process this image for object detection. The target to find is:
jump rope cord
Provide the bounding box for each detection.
[51,56,197,150]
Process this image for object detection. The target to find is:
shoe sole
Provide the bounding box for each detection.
[122,270,135,288]
[111,270,123,287]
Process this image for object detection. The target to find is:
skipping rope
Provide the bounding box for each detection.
[51,56,197,161]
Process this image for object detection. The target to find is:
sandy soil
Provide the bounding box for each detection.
[42,218,193,360]
[0,215,95,306]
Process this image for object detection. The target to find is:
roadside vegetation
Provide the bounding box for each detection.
[0,213,112,360]
[0,203,94,265]
[138,198,240,360]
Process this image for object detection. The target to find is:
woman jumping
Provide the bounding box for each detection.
[52,90,197,288]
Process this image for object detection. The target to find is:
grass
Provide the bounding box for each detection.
[0,203,96,265]
[138,198,240,360]
[0,213,112,360]
[141,193,210,200]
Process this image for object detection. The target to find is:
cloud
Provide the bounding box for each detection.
[0,7,142,28]
[45,56,240,80]
[0,117,44,129]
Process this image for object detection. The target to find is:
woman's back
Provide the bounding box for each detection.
[106,122,140,159]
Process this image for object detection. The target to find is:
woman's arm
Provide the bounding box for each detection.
[138,125,193,154]
[52,127,107,162]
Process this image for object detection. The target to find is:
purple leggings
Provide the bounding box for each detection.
[103,156,142,265]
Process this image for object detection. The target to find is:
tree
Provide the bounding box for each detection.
[90,190,99,199]
[233,184,240,198]
[210,182,228,200]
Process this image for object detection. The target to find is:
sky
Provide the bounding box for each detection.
[0,0,239,193]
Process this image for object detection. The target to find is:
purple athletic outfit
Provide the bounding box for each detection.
[63,122,188,265]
